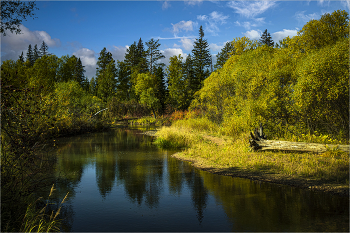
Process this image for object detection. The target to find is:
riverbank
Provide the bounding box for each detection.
[152,120,349,196]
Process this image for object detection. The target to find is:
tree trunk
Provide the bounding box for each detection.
[249,124,349,154]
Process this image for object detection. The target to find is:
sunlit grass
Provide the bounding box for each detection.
[155,118,349,185]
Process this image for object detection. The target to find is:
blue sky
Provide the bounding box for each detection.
[1,0,349,79]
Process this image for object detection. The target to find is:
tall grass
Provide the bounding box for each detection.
[155,117,349,186]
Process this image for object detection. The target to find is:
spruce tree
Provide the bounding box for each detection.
[116,61,131,101]
[19,52,24,62]
[191,26,211,93]
[154,66,167,114]
[136,38,148,73]
[145,38,165,74]
[74,57,86,85]
[39,41,49,56]
[260,29,274,47]
[26,44,34,66]
[33,44,40,62]
[96,48,117,102]
[214,41,235,70]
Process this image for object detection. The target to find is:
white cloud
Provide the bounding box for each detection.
[159,48,187,67]
[210,41,229,52]
[171,20,197,36]
[272,29,298,43]
[227,1,276,18]
[162,1,171,10]
[341,0,350,10]
[294,11,319,24]
[197,15,208,21]
[244,29,262,40]
[180,38,194,51]
[184,0,203,6]
[110,45,128,62]
[73,48,97,80]
[1,25,61,61]
[197,11,229,36]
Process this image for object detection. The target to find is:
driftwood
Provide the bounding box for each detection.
[249,124,349,154]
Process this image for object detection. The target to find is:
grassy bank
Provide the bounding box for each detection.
[154,118,349,195]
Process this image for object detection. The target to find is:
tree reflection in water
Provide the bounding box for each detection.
[50,127,348,232]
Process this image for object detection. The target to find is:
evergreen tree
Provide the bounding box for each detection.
[166,54,187,110]
[19,52,24,63]
[89,77,97,96]
[260,29,274,47]
[74,57,86,85]
[33,44,40,62]
[154,66,167,114]
[26,44,34,66]
[145,38,165,74]
[39,41,49,56]
[116,61,131,101]
[136,38,148,73]
[183,54,195,108]
[214,41,235,70]
[191,26,211,93]
[96,48,117,102]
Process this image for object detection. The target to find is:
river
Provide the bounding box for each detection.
[47,127,348,232]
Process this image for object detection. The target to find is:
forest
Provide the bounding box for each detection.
[1,8,349,232]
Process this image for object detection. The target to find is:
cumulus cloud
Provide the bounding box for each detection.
[272,29,298,43]
[159,48,187,67]
[110,45,128,62]
[197,11,229,36]
[1,25,61,61]
[209,41,230,52]
[180,38,194,51]
[73,48,97,80]
[244,29,262,40]
[171,20,197,36]
[228,1,276,18]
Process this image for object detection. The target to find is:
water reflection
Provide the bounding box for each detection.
[51,128,349,232]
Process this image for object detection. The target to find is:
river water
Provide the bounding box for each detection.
[49,127,348,232]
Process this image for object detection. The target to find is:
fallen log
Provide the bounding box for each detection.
[249,124,349,154]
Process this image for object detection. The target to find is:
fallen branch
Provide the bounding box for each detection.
[249,124,349,154]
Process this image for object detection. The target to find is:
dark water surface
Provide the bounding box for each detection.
[49,127,349,232]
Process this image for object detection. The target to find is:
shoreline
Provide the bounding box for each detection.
[170,152,349,196]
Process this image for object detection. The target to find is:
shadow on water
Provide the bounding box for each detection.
[47,127,349,232]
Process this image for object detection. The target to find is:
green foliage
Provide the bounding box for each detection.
[1,0,38,36]
[166,54,188,110]
[293,37,349,136]
[134,72,160,118]
[145,38,165,74]
[259,29,274,47]
[191,25,212,92]
[96,48,117,102]
[191,10,349,142]
[214,41,234,70]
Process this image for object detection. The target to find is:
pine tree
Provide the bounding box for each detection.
[192,26,211,93]
[96,48,117,102]
[183,54,195,108]
[214,41,235,70]
[136,38,148,73]
[26,44,34,66]
[19,52,24,62]
[260,29,274,47]
[74,57,86,85]
[33,44,40,62]
[116,61,131,101]
[145,38,165,74]
[39,41,49,56]
[154,66,167,114]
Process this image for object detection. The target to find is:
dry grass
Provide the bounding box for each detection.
[155,119,349,194]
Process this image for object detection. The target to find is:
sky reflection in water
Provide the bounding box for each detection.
[51,128,349,232]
